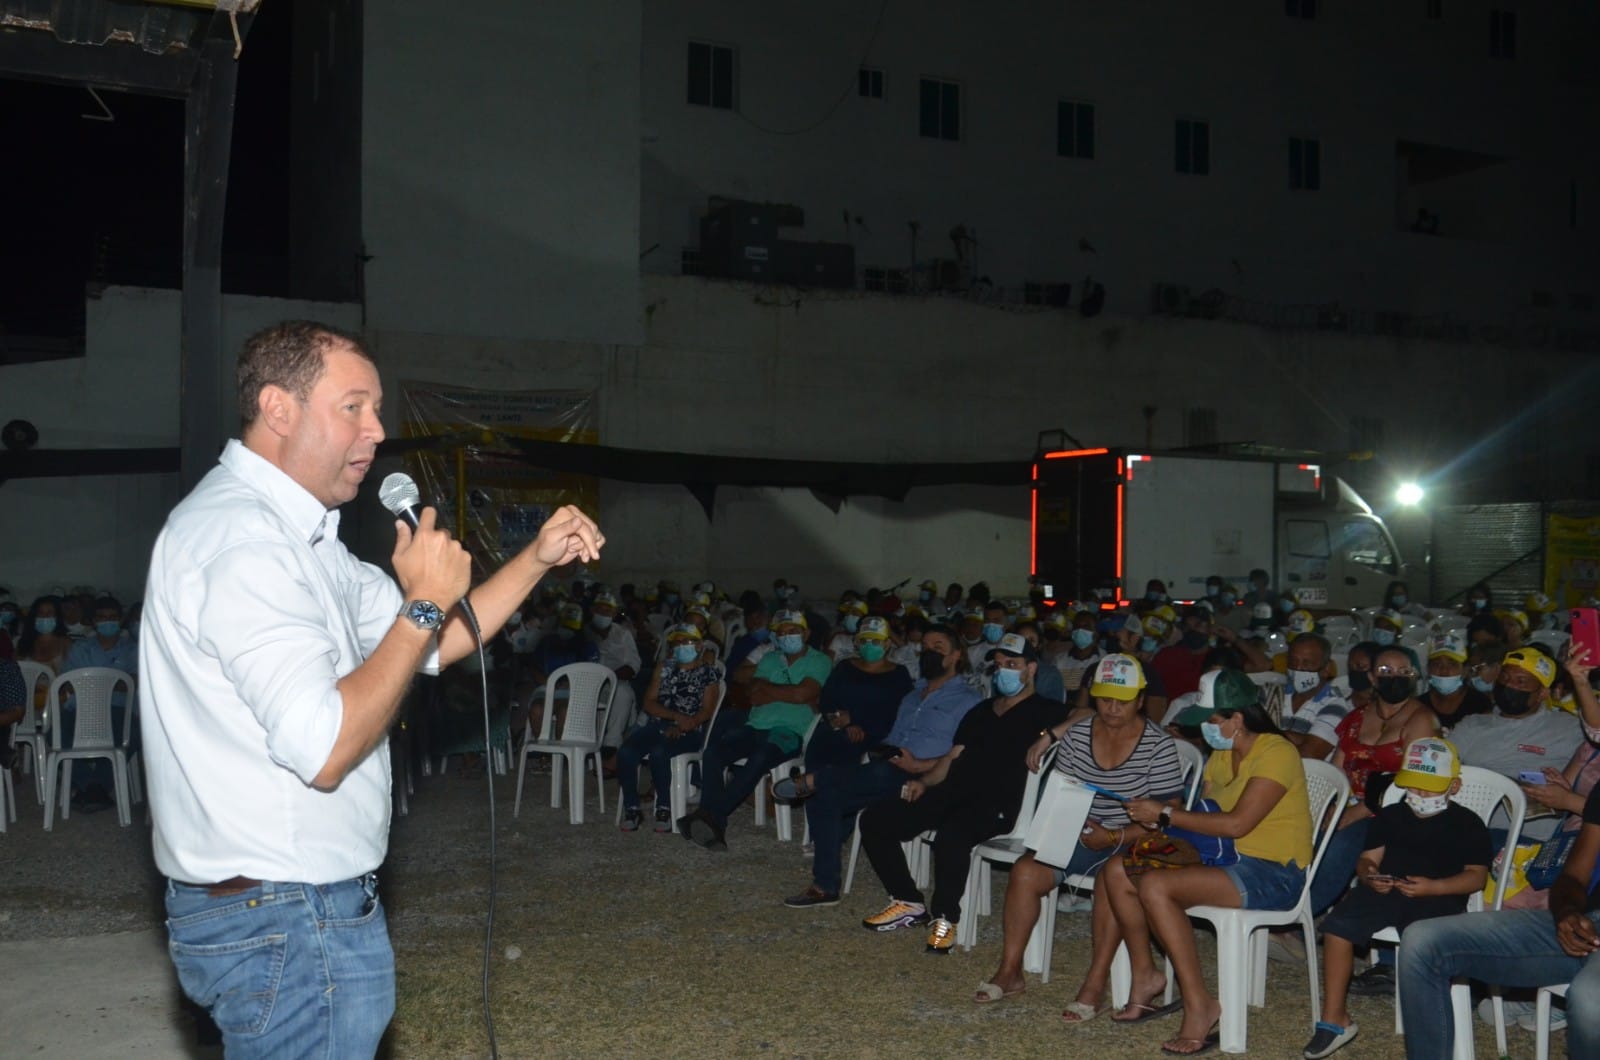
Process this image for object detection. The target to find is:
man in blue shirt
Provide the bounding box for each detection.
[775,624,981,907]
[62,595,139,809]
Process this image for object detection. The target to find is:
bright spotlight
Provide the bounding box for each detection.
[1396,482,1424,506]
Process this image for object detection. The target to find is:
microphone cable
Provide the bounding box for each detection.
[459,599,500,1060]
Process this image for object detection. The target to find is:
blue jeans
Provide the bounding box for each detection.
[803,723,871,772]
[698,724,791,827]
[1399,908,1600,1060]
[804,759,906,894]
[617,718,704,810]
[1308,817,1369,916]
[165,875,394,1058]
[1221,855,1305,910]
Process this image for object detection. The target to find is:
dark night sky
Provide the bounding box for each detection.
[1,1,292,343]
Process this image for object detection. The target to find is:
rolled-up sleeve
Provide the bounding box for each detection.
[194,543,345,784]
[353,559,439,675]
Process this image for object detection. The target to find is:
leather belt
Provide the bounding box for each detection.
[195,875,262,898]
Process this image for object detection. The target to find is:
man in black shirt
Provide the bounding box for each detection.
[857,632,1067,953]
[1397,776,1600,1059]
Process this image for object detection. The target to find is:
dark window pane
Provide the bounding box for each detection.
[1289,138,1303,189]
[919,79,939,137]
[1077,105,1094,158]
[687,42,709,105]
[1306,140,1320,189]
[859,69,870,96]
[711,47,733,109]
[942,82,960,140]
[1175,121,1191,173]
[1193,122,1209,174]
[1057,102,1071,156]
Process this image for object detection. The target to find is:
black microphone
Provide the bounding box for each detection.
[378,472,480,637]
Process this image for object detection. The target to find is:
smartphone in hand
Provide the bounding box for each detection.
[1572,608,1600,661]
[1519,769,1549,785]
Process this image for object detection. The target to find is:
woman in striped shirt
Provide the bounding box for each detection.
[975,653,1186,1017]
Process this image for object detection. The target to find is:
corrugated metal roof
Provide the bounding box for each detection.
[0,1,257,55]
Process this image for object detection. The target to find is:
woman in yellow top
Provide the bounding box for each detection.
[1105,669,1313,1056]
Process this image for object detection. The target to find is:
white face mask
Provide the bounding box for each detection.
[1404,790,1451,817]
[1287,668,1322,694]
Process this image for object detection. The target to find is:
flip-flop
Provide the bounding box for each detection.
[1160,1022,1221,1056]
[1112,997,1183,1024]
[772,773,816,802]
[1060,1000,1110,1024]
[974,980,1025,1004]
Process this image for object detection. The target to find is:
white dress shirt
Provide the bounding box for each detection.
[590,622,641,675]
[140,441,437,885]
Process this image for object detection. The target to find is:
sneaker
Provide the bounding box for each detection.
[620,807,643,832]
[1347,964,1395,998]
[1516,1006,1567,1033]
[925,917,956,954]
[784,885,841,908]
[1302,1020,1359,1058]
[1267,930,1307,964]
[862,900,928,932]
[653,807,673,833]
[1479,997,1536,1025]
[801,841,816,859]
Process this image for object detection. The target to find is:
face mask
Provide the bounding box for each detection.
[857,641,886,663]
[96,621,122,639]
[1391,594,1408,608]
[591,615,613,631]
[0,611,15,628]
[1492,683,1535,716]
[1405,790,1451,817]
[1375,675,1414,704]
[1373,629,1396,647]
[664,594,679,606]
[34,617,57,635]
[1469,675,1493,694]
[1182,630,1208,650]
[1471,598,1487,610]
[842,616,860,633]
[776,633,805,655]
[919,590,932,602]
[1429,674,1464,696]
[919,648,949,681]
[1139,636,1158,654]
[1147,590,1164,603]
[993,668,1025,696]
[673,644,699,665]
[1206,585,1220,598]
[981,622,1004,643]
[1288,668,1322,694]
[782,587,797,599]
[1201,721,1234,751]
[1071,628,1096,650]
[129,620,140,638]
[1279,598,1296,614]
[1347,669,1372,694]
[751,627,770,643]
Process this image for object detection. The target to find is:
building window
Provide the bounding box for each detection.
[1426,0,1443,18]
[687,41,736,109]
[1175,118,1209,175]
[1056,100,1095,159]
[919,78,961,141]
[1289,137,1321,190]
[1489,10,1516,59]
[858,67,884,99]
[1285,0,1317,18]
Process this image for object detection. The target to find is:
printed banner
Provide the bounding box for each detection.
[1545,514,1600,608]
[399,382,599,572]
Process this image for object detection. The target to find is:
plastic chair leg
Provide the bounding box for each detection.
[1448,982,1475,1060]
[565,752,583,824]
[512,748,529,818]
[1109,942,1132,1010]
[42,756,59,831]
[111,755,131,827]
[550,756,565,810]
[1023,891,1056,982]
[1215,924,1252,1053]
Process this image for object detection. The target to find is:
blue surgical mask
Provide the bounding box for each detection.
[0,610,16,628]
[1391,594,1408,608]
[1201,721,1234,751]
[96,621,121,639]
[752,627,770,643]
[777,633,805,655]
[982,622,1005,643]
[1071,628,1096,650]
[919,590,932,602]
[993,668,1025,696]
[1429,674,1463,696]
[842,615,860,633]
[1147,590,1164,603]
[1374,629,1396,647]
[673,644,698,665]
[34,617,57,635]
[1279,597,1296,614]
[1206,585,1220,598]
[1139,635,1158,654]
[664,593,679,606]
[1471,598,1487,610]
[1470,676,1494,694]
[857,641,887,663]
[591,614,613,631]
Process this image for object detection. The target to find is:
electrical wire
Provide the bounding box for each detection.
[463,604,498,1060]
[735,0,891,136]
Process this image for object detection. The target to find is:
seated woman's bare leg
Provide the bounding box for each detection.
[1101,857,1168,1020]
[1135,866,1241,1050]
[983,854,1057,995]
[1073,881,1122,1008]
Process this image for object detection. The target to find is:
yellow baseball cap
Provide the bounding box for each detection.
[1502,648,1556,687]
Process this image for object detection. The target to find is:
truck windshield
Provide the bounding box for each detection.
[1339,519,1395,574]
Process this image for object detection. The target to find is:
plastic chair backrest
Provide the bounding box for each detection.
[542,662,617,744]
[1246,671,1287,689]
[1301,759,1354,882]
[1527,630,1570,656]
[723,619,746,645]
[49,667,134,750]
[17,660,53,728]
[997,751,1055,842]
[1175,739,1206,808]
[1379,764,1526,911]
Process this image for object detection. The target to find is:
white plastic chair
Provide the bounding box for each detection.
[953,754,1058,949]
[512,662,617,824]
[744,714,821,842]
[42,667,137,829]
[613,681,725,833]
[1534,982,1569,1060]
[1527,629,1570,657]
[1392,768,1525,1057]
[1022,740,1206,984]
[13,660,54,802]
[1353,607,1380,638]
[1107,758,1347,1054]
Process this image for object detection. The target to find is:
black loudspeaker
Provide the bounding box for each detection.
[700,201,777,281]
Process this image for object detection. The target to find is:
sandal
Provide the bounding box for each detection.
[974,980,1025,1004]
[772,772,817,802]
[1061,1000,1109,1024]
[1160,1022,1220,1056]
[1112,995,1182,1024]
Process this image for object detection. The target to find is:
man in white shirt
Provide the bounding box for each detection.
[141,321,604,1057]
[1277,633,1352,760]
[588,590,643,749]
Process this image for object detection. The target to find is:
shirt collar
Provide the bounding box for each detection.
[219,439,337,545]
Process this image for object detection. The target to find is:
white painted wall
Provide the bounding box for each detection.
[0,287,361,603]
[362,0,643,346]
[641,1,1598,328]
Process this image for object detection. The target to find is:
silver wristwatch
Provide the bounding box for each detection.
[399,600,445,631]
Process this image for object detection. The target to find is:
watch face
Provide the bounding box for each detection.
[407,601,444,629]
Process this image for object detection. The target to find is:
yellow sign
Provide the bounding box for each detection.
[1545,514,1600,607]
